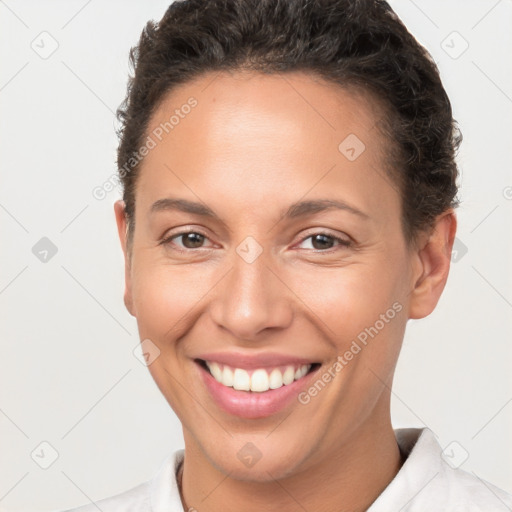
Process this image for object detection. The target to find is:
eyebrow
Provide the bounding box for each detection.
[149,197,370,222]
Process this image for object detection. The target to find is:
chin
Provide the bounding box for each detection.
[199,434,313,483]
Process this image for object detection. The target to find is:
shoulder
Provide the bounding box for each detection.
[369,427,512,511]
[439,464,512,511]
[56,481,151,512]
[54,449,184,512]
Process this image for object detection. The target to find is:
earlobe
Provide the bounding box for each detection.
[408,210,457,320]
[113,200,135,317]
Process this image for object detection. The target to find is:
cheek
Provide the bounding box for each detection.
[131,264,210,415]
[289,262,406,340]
[131,263,206,342]
[288,254,409,396]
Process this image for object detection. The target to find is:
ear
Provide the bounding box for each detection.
[408,209,457,320]
[114,200,135,317]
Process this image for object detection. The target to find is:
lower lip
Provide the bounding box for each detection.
[196,361,320,419]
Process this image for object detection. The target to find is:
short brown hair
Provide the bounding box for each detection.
[116,0,461,248]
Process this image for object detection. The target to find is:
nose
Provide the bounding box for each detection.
[209,249,294,341]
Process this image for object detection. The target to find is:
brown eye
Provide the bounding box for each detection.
[297,232,351,252]
[311,234,335,250]
[180,232,205,248]
[160,230,212,251]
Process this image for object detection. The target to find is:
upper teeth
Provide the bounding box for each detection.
[205,361,312,392]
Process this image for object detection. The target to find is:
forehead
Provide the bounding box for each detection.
[134,70,399,227]
[147,69,385,154]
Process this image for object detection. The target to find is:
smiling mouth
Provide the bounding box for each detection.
[196,359,321,393]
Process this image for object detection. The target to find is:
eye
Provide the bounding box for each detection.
[159,229,351,253]
[160,230,213,251]
[296,232,351,252]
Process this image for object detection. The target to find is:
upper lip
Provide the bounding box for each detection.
[195,351,319,370]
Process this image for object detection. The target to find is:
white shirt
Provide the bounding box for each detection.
[60,427,512,511]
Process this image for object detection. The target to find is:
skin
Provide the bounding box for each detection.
[114,70,456,512]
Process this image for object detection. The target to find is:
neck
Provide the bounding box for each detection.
[179,407,404,512]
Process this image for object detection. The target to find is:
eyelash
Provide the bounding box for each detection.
[159,229,352,253]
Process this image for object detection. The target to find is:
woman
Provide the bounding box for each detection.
[63,0,512,510]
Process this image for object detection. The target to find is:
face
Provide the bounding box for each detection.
[114,70,453,481]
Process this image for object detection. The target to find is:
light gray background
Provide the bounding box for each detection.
[0,1,511,510]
